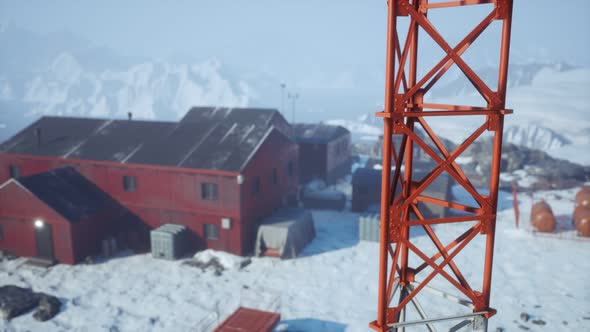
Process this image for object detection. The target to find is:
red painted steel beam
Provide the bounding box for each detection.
[371,0,513,330]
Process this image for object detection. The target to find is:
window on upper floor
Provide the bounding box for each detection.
[123,175,137,192]
[204,223,219,240]
[287,161,294,177]
[201,182,218,200]
[272,168,278,185]
[252,176,261,194]
[0,224,3,240]
[9,165,20,179]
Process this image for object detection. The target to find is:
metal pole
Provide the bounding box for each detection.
[288,93,299,124]
[377,0,396,330]
[280,83,286,116]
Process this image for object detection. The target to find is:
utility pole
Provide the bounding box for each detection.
[288,92,299,124]
[280,83,287,116]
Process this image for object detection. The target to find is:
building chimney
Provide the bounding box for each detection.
[35,128,42,147]
[128,112,132,121]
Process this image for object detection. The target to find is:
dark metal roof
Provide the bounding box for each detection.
[293,123,350,144]
[67,120,176,162]
[181,107,278,126]
[0,117,109,157]
[127,121,214,167]
[1,107,291,172]
[17,167,121,223]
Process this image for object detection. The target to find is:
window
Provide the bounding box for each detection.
[252,176,261,194]
[9,165,20,179]
[272,168,278,185]
[201,183,218,200]
[287,161,294,176]
[0,224,3,240]
[123,175,137,192]
[204,223,219,240]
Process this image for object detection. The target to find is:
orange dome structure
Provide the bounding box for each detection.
[573,206,590,237]
[531,201,556,233]
[575,186,590,208]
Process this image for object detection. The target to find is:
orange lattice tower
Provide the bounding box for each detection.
[370,1,514,331]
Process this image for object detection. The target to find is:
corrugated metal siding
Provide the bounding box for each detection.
[359,213,380,242]
[213,307,281,332]
[151,224,190,260]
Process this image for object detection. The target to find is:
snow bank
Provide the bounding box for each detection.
[192,249,248,271]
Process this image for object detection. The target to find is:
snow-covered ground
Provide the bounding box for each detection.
[1,187,589,332]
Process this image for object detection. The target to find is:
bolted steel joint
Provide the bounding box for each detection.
[396,0,411,16]
[494,0,511,20]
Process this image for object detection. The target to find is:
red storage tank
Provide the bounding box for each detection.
[530,201,556,233]
[573,206,590,237]
[575,186,590,208]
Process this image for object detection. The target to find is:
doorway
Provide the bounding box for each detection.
[35,223,54,260]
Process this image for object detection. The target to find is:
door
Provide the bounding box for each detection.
[35,223,54,259]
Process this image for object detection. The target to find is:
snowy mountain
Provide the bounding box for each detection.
[504,124,571,150]
[1,22,589,168]
[429,62,578,98]
[0,24,252,141]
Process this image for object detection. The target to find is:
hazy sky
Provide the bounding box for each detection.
[1,0,589,73]
[1,0,589,121]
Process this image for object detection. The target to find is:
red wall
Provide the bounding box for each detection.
[0,129,298,256]
[241,130,299,254]
[0,181,75,264]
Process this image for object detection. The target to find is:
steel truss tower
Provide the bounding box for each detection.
[370,1,513,331]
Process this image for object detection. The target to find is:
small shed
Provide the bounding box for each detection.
[293,123,351,184]
[254,208,315,259]
[351,168,383,213]
[150,224,190,260]
[0,167,147,264]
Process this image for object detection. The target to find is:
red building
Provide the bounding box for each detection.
[293,123,351,184]
[0,167,147,264]
[0,107,299,261]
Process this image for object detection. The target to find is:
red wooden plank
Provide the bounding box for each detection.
[214,307,280,332]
